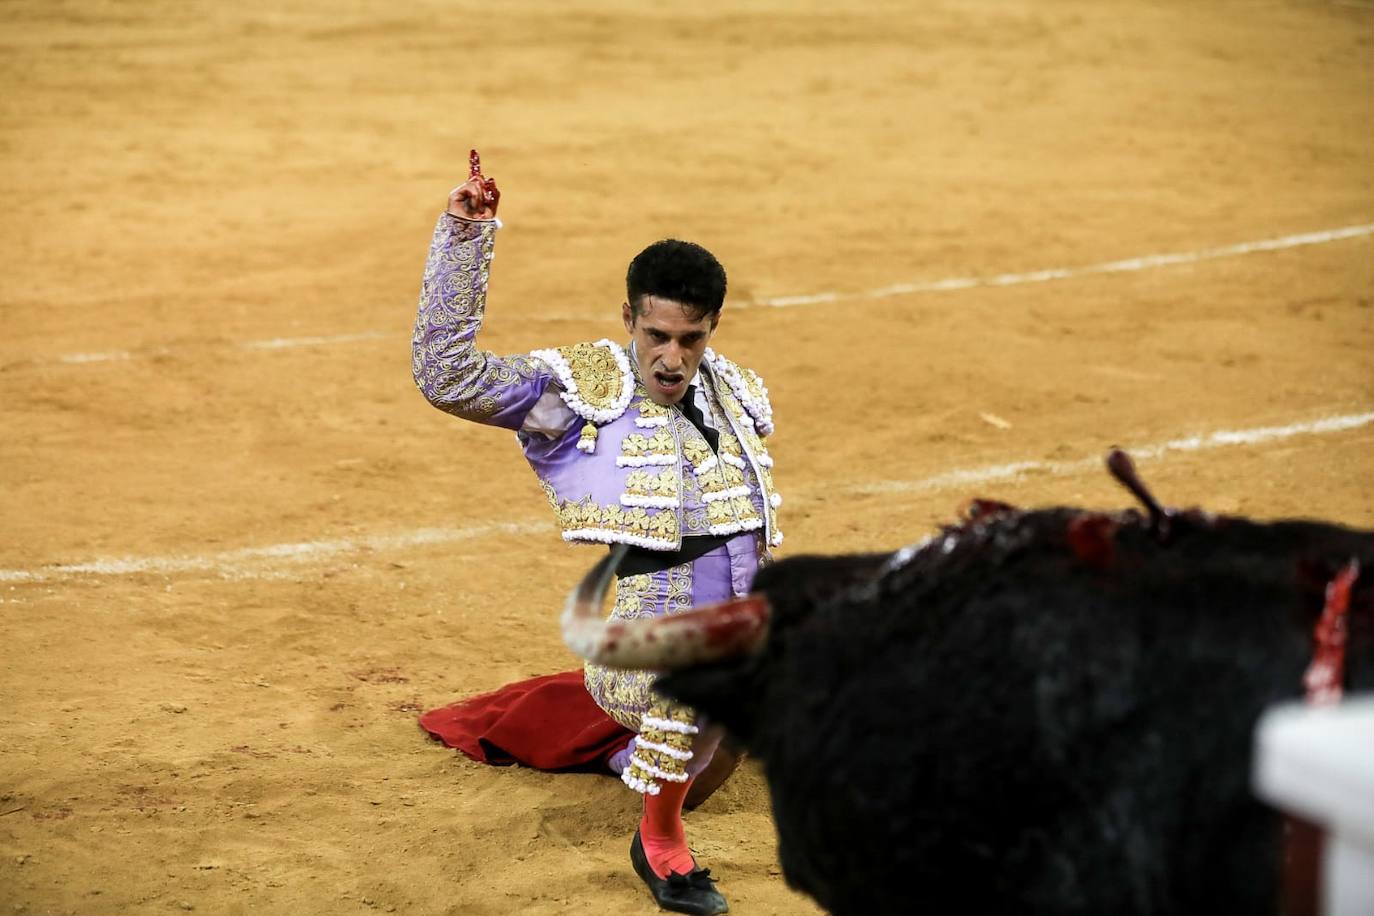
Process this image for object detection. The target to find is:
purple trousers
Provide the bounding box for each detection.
[586,533,763,793]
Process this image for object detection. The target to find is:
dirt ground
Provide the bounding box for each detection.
[1,0,1372,913]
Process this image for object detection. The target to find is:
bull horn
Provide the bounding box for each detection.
[561,545,772,669]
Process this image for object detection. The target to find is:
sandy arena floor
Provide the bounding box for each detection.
[2,1,1372,913]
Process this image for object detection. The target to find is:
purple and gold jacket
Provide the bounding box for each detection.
[412,214,782,552]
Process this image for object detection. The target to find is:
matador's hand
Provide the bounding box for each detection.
[447,149,501,221]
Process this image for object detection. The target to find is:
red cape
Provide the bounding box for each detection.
[419,670,633,772]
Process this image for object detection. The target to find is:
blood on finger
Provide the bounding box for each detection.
[469,149,483,180]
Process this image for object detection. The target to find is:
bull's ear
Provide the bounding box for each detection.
[654,659,766,749]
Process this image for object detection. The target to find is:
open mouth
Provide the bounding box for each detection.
[653,370,685,392]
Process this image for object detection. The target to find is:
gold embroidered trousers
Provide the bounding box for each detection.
[583,534,763,794]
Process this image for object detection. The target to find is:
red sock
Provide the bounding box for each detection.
[640,777,696,878]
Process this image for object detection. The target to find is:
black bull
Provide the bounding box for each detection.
[563,456,1374,915]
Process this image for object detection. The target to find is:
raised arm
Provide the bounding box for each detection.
[411,152,555,430]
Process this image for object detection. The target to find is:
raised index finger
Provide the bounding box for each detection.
[469,149,482,180]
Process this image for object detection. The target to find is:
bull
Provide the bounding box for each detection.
[561,451,1373,915]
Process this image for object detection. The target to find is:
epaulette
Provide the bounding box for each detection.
[530,339,635,452]
[704,348,775,437]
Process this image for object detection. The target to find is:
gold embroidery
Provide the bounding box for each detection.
[636,399,671,421]
[625,468,680,498]
[541,368,779,548]
[612,572,654,618]
[412,223,547,423]
[706,349,775,436]
[647,429,675,454]
[554,342,628,413]
[741,367,769,408]
[681,437,712,468]
[619,428,674,458]
[584,563,696,735]
[710,383,779,540]
[705,501,731,525]
[548,493,681,542]
[585,564,701,790]
[646,510,677,537]
[626,695,697,789]
[706,498,760,527]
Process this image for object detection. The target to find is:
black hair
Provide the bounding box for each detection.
[625,239,727,318]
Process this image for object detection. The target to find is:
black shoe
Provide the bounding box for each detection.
[630,829,729,915]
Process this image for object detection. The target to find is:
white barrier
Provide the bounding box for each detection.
[1255,698,1374,915]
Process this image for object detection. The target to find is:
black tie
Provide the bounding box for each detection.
[679,384,719,453]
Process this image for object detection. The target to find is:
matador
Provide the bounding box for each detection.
[411,153,781,916]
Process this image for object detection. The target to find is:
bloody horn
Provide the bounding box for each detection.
[561,545,772,669]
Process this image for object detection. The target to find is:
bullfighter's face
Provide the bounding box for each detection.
[623,296,719,406]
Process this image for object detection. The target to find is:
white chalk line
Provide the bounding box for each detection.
[39,331,396,367]
[2,410,1370,585]
[22,221,1374,367]
[58,350,138,365]
[0,522,550,585]
[749,222,1374,308]
[853,411,1374,495]
[238,331,394,351]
